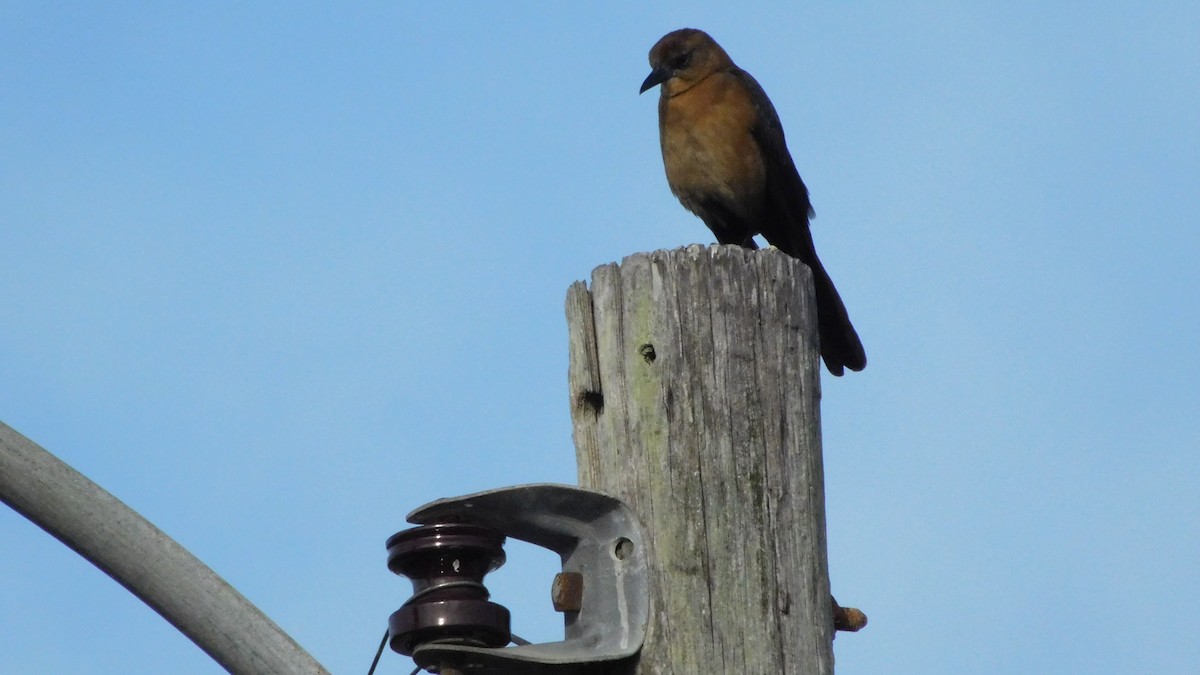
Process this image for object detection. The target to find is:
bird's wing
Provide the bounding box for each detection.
[731,68,818,261]
[733,70,866,374]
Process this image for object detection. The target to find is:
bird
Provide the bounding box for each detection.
[639,28,866,376]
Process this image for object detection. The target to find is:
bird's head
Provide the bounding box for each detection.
[639,28,733,97]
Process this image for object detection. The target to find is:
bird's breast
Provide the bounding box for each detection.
[658,76,766,213]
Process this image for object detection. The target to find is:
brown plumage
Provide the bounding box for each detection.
[640,28,866,376]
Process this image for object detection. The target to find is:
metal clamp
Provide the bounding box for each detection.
[400,483,648,673]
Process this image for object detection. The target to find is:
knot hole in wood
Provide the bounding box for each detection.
[638,343,657,364]
[576,390,604,413]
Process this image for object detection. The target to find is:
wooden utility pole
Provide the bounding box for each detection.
[566,245,834,674]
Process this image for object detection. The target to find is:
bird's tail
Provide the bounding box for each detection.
[810,259,866,377]
[774,223,866,376]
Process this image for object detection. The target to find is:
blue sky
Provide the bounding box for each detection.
[2,3,1198,673]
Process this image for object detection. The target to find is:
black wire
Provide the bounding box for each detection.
[402,580,487,606]
[367,628,388,675]
[368,609,531,674]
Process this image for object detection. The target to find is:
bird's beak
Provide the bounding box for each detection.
[639,67,671,94]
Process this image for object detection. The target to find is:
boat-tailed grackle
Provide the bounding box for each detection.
[640,28,866,376]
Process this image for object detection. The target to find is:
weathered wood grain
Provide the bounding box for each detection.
[566,245,833,675]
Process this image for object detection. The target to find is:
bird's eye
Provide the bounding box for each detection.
[670,51,693,70]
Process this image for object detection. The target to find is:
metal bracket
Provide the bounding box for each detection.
[405,483,648,673]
